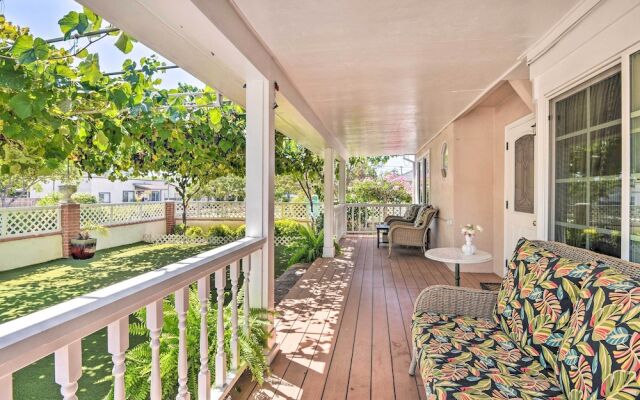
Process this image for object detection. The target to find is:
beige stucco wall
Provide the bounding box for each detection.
[94,220,166,251]
[428,125,455,249]
[418,84,531,274]
[0,234,63,271]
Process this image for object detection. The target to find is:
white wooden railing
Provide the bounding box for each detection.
[0,236,265,400]
[345,203,412,233]
[80,202,165,226]
[177,201,319,221]
[0,205,61,238]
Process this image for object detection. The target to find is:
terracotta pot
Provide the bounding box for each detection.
[70,238,97,259]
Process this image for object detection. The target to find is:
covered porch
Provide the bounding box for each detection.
[232,236,500,399]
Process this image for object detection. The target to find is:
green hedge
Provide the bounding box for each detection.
[173,220,303,239]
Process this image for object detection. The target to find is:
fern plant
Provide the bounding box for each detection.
[105,288,269,400]
[287,224,340,265]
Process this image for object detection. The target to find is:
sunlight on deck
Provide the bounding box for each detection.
[232,236,501,400]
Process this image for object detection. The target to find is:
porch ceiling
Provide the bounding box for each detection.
[229,0,579,155]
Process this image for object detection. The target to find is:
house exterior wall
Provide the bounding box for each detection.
[30,176,178,203]
[417,89,530,274]
[529,0,640,253]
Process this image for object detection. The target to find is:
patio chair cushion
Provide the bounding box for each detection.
[556,266,640,399]
[494,238,600,372]
[413,312,564,399]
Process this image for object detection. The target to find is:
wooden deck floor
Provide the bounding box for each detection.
[232,235,501,400]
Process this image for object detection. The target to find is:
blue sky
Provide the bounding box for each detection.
[2,0,203,89]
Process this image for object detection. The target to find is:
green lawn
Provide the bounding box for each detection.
[1,242,292,399]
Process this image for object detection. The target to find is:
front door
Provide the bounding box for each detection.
[504,114,536,275]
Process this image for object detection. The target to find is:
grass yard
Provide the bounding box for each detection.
[0,242,292,399]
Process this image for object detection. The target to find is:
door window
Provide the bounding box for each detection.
[514,134,535,213]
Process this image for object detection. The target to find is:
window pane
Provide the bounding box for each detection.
[556,90,587,137]
[514,134,535,213]
[631,51,640,261]
[553,71,621,258]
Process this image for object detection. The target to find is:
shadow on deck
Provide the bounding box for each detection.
[231,235,501,400]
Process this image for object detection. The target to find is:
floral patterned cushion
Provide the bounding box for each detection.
[413,312,564,399]
[556,266,640,399]
[494,238,599,372]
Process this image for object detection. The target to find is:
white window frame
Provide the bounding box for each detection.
[540,42,640,261]
[122,190,135,203]
[98,192,111,203]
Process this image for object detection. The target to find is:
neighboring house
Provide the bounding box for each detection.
[30,176,179,203]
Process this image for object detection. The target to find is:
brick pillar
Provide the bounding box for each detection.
[60,203,81,258]
[165,201,176,234]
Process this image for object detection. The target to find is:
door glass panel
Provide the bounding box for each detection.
[514,134,534,213]
[631,51,640,261]
[553,71,621,257]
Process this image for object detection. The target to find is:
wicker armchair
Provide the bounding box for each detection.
[387,207,437,257]
[408,240,640,375]
[383,204,421,225]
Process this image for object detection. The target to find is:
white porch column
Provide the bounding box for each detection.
[413,158,420,203]
[245,79,276,352]
[323,148,336,257]
[338,158,346,238]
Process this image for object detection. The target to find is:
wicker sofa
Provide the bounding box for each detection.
[409,239,640,399]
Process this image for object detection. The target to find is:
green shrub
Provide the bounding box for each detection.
[173,223,187,235]
[120,289,269,399]
[36,192,62,206]
[71,192,97,204]
[274,219,301,237]
[185,226,205,238]
[287,225,340,265]
[235,224,246,238]
[207,224,235,237]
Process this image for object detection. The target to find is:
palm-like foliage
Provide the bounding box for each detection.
[106,287,268,400]
[287,224,340,265]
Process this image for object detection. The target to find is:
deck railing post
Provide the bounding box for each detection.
[146,300,163,400]
[175,287,190,400]
[0,373,11,400]
[230,261,240,371]
[214,268,227,388]
[54,340,82,400]
[107,317,129,400]
[197,276,211,400]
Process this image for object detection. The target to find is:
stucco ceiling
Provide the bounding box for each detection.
[231,0,580,155]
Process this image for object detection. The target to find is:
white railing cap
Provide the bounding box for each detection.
[0,236,265,376]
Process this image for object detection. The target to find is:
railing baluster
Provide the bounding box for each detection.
[108,317,129,400]
[175,287,190,400]
[215,268,227,388]
[0,373,12,399]
[242,255,251,335]
[197,277,211,400]
[54,340,82,400]
[146,300,163,400]
[230,261,240,370]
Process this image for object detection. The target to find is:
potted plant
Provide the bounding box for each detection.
[70,222,108,260]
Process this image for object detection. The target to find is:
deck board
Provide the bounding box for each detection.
[231,235,501,400]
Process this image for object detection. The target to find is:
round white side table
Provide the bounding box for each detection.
[425,247,493,286]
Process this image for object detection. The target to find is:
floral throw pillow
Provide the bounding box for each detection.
[494,238,599,373]
[557,266,640,399]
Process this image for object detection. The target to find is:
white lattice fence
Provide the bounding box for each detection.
[0,206,61,238]
[177,201,318,221]
[81,202,165,227]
